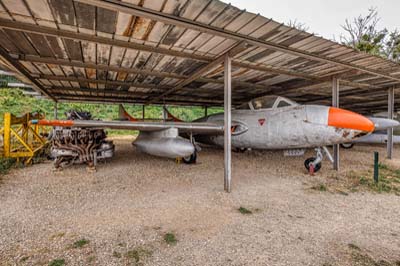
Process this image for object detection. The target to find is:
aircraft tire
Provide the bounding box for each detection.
[304,157,321,173]
[233,147,247,153]
[340,143,354,149]
[183,150,197,164]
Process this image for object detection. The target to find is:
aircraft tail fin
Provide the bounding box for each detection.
[163,106,184,122]
[118,104,138,122]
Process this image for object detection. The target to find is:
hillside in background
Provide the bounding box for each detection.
[0,88,222,135]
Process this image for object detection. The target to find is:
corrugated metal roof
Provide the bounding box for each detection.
[0,0,399,113]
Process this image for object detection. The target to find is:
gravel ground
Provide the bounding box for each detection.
[0,137,400,266]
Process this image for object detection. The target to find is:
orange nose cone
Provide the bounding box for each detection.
[328,107,375,132]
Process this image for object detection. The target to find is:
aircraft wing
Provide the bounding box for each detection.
[32,119,224,134]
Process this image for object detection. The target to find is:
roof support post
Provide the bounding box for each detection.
[224,54,232,193]
[162,106,167,122]
[142,105,145,120]
[205,106,208,117]
[332,77,340,171]
[387,87,395,159]
[54,102,58,119]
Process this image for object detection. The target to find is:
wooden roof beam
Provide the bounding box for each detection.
[147,43,248,103]
[54,94,224,107]
[76,0,400,82]
[22,55,376,95]
[1,20,388,88]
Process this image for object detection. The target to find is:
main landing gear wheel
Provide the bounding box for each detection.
[183,150,197,164]
[304,157,322,174]
[233,147,247,153]
[340,143,354,149]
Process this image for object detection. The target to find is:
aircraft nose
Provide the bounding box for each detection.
[328,107,375,132]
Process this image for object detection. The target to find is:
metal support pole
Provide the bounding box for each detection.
[374,151,379,183]
[224,54,232,192]
[205,106,208,117]
[387,87,394,159]
[142,105,145,120]
[162,105,167,122]
[54,102,58,119]
[332,77,340,171]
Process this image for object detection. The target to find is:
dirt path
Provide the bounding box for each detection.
[0,138,399,265]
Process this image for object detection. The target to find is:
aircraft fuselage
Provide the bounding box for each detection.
[196,105,371,150]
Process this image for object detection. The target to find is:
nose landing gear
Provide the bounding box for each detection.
[304,147,333,175]
[304,157,321,174]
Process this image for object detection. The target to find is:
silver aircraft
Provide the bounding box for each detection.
[33,96,375,173]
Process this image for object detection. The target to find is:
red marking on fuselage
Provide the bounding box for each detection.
[258,118,266,126]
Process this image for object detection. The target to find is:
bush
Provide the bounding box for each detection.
[0,158,16,175]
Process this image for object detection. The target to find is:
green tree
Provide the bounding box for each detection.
[340,7,400,63]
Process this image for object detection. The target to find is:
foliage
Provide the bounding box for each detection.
[342,167,400,194]
[125,247,153,263]
[71,238,89,248]
[164,233,177,245]
[48,259,65,266]
[0,158,17,175]
[287,19,309,32]
[238,206,253,214]
[340,7,400,62]
[0,88,223,136]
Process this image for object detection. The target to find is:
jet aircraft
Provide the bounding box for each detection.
[33,96,375,174]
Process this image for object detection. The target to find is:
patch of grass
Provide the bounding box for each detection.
[311,184,327,192]
[72,238,89,248]
[48,259,65,266]
[322,167,400,196]
[0,158,16,175]
[394,170,400,178]
[359,176,369,185]
[164,233,177,245]
[126,250,140,262]
[125,247,152,263]
[112,251,122,258]
[347,243,398,266]
[238,206,253,214]
[87,256,95,263]
[378,163,389,170]
[351,252,393,266]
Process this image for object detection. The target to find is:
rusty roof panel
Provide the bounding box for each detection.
[0,0,399,113]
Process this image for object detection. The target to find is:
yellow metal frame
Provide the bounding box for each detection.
[0,112,48,164]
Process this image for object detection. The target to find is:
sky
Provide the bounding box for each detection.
[223,0,399,40]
